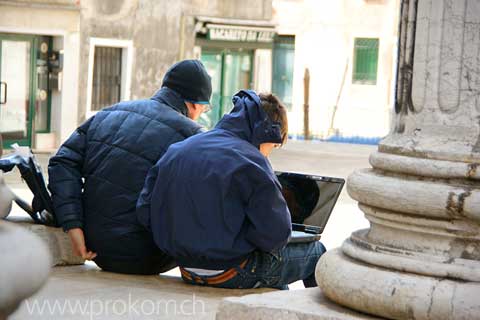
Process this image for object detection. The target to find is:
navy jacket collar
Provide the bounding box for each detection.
[151,87,188,116]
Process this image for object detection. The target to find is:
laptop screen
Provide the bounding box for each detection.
[276,172,345,232]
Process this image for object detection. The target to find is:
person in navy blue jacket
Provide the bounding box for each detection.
[48,60,212,275]
[137,90,326,289]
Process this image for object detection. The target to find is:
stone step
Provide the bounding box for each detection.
[11,264,275,319]
[6,216,85,267]
[216,287,383,320]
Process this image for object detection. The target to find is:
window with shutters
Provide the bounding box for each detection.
[352,38,379,85]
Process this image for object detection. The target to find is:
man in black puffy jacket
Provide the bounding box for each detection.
[48,60,212,275]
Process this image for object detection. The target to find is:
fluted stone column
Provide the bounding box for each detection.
[316,0,480,319]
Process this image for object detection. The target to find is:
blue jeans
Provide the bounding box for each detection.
[181,241,326,289]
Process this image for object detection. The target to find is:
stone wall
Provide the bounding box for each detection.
[0,0,77,8]
[273,0,400,140]
[76,0,273,122]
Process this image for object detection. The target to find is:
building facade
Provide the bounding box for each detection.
[0,0,274,149]
[0,0,80,150]
[0,0,400,150]
[273,0,401,143]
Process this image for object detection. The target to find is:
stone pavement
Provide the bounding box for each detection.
[3,140,376,319]
[269,140,374,251]
[216,288,382,320]
[10,264,273,320]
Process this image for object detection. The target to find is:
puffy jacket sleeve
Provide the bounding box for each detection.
[236,165,292,252]
[48,117,93,231]
[136,160,160,230]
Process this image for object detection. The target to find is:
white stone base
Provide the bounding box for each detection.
[0,221,51,318]
[6,217,85,267]
[215,288,382,320]
[317,249,480,320]
[0,172,14,219]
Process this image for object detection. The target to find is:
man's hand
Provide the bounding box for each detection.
[67,228,97,260]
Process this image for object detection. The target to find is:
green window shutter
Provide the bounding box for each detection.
[352,38,379,85]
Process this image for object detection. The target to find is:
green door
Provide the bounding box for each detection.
[200,49,253,129]
[222,51,252,113]
[199,52,223,128]
[0,34,36,149]
[272,36,295,110]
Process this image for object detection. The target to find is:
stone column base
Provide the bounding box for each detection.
[316,249,480,320]
[0,221,51,318]
[216,287,382,320]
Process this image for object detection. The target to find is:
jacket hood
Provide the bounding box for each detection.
[215,90,283,148]
[151,87,189,116]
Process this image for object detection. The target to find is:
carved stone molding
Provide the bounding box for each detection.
[317,1,480,319]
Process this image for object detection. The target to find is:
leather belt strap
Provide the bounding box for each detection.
[180,259,248,285]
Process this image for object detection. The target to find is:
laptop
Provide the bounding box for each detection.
[276,171,345,243]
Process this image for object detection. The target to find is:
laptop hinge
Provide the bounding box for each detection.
[292,223,322,234]
[304,226,322,234]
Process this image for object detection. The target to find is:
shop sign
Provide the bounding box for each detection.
[207,26,275,43]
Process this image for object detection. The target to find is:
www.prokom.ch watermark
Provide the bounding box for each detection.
[24,293,206,319]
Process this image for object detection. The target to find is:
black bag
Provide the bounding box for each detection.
[0,151,57,227]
